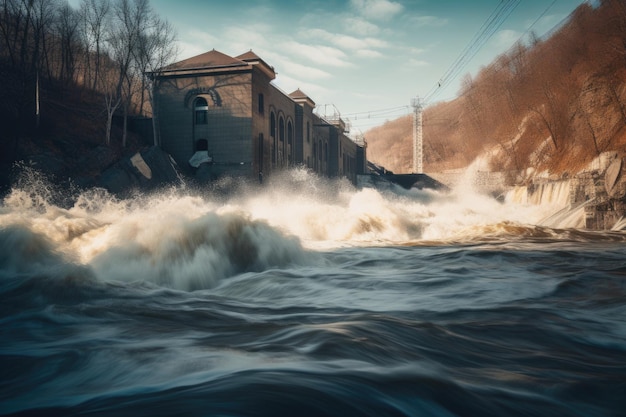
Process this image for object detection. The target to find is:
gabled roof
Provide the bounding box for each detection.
[235,50,275,79]
[163,49,248,71]
[236,50,262,62]
[289,88,316,107]
[156,49,276,80]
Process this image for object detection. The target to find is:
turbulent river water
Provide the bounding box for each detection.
[1,168,625,417]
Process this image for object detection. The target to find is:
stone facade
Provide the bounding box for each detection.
[150,49,366,184]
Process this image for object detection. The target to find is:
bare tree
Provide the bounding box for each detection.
[66,0,179,146]
[55,1,81,85]
[134,16,176,115]
[109,0,156,147]
[99,55,121,146]
[577,96,601,156]
[0,0,25,68]
[28,0,58,76]
[0,0,56,74]
[79,0,110,90]
[97,0,139,147]
[136,16,177,145]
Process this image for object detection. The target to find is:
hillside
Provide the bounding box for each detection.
[0,72,147,192]
[0,0,174,193]
[365,0,626,181]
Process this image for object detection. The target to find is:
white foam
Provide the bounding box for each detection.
[0,166,597,290]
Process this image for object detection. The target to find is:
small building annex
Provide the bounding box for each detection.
[149,49,367,184]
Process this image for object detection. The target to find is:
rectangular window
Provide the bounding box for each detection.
[258,94,264,114]
[258,133,264,172]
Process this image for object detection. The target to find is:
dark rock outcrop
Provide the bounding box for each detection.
[97,146,184,195]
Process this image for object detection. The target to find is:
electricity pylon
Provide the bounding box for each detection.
[411,96,423,174]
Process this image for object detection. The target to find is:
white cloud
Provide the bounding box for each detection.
[223,25,273,52]
[338,34,387,50]
[344,17,380,36]
[350,0,403,21]
[356,49,383,58]
[306,28,388,53]
[259,49,334,91]
[408,15,449,27]
[281,41,352,68]
[178,30,220,59]
[407,47,426,55]
[278,60,333,80]
[272,73,330,100]
[408,58,429,67]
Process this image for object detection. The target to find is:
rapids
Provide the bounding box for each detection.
[1,167,625,417]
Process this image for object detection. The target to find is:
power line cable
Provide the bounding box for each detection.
[423,0,520,104]
[346,0,572,131]
[424,0,520,102]
[342,105,410,117]
[518,0,558,42]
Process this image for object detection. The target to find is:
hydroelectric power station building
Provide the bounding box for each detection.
[149,49,367,184]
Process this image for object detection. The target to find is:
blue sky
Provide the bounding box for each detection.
[128,0,588,133]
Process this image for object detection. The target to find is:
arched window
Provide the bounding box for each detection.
[287,120,293,164]
[279,116,285,142]
[287,121,293,145]
[270,112,276,163]
[194,97,208,125]
[279,116,286,165]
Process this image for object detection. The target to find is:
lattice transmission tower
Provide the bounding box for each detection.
[411,97,423,174]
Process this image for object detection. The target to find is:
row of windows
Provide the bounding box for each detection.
[193,95,330,168]
[196,97,311,148]
[194,97,295,150]
[269,112,294,144]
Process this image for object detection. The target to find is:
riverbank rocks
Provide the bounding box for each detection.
[98,146,184,195]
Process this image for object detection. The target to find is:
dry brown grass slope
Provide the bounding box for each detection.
[365,0,626,180]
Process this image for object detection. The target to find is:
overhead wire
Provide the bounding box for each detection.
[323,104,412,131]
[423,0,520,102]
[342,105,410,117]
[518,0,558,42]
[422,0,521,104]
[343,0,564,131]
